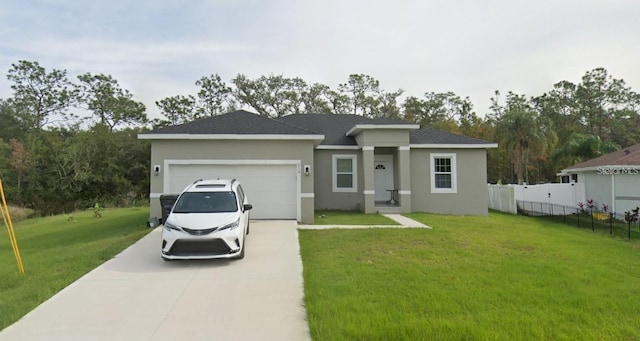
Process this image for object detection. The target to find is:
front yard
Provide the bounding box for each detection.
[0,207,150,331]
[299,211,640,340]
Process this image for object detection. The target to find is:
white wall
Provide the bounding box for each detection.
[488,185,517,214]
[579,171,640,214]
[515,183,586,207]
[488,183,586,214]
[614,175,640,214]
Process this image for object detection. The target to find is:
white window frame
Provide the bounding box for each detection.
[332,154,357,192]
[430,153,457,194]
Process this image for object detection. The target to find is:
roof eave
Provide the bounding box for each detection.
[138,134,325,141]
[562,164,640,173]
[409,143,498,149]
[345,124,420,136]
[315,145,360,150]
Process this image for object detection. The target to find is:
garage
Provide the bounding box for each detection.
[166,162,299,220]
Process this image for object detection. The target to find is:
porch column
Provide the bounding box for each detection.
[398,146,412,213]
[362,146,376,213]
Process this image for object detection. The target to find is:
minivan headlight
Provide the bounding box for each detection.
[164,222,182,232]
[218,218,240,231]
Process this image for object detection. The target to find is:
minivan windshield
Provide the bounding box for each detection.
[172,191,238,213]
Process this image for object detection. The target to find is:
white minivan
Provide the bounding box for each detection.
[161,179,252,260]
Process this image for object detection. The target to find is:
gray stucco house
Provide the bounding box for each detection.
[558,143,640,214]
[139,110,497,223]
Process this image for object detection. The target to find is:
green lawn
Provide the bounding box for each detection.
[0,207,151,331]
[314,210,397,225]
[299,211,640,340]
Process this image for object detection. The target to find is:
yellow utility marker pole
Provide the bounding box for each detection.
[0,179,25,274]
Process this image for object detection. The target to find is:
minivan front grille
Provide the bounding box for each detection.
[169,239,232,256]
[182,227,218,236]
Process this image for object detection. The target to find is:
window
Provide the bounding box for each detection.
[430,153,457,193]
[236,185,245,205]
[332,154,357,192]
[173,192,238,213]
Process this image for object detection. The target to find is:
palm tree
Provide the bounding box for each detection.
[552,133,619,169]
[495,109,553,184]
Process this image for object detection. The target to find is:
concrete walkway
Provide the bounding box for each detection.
[298,213,431,229]
[0,221,309,341]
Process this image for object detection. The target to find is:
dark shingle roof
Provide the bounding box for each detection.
[143,110,318,135]
[410,128,494,145]
[143,110,495,147]
[276,114,415,145]
[565,143,640,169]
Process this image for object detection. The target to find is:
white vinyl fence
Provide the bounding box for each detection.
[488,183,586,214]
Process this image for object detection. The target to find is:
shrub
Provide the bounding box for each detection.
[0,205,35,225]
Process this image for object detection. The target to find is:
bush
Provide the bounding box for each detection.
[0,205,35,225]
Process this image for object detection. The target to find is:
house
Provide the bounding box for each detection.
[558,143,640,214]
[139,110,497,224]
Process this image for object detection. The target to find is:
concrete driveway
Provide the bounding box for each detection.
[0,221,310,341]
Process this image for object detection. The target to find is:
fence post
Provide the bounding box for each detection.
[629,221,632,240]
[577,209,581,227]
[563,206,566,224]
[591,210,594,232]
[609,212,613,235]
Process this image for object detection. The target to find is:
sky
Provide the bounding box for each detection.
[1,0,639,120]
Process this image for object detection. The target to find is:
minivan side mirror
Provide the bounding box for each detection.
[243,204,253,212]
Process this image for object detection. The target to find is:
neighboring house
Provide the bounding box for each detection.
[139,110,497,224]
[558,143,640,214]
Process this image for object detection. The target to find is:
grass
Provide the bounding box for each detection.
[0,207,151,331]
[299,211,640,340]
[314,210,397,225]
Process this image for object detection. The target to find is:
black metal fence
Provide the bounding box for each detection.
[516,200,640,240]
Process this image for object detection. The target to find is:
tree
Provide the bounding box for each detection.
[0,139,11,182]
[8,138,34,197]
[300,83,333,113]
[338,74,381,117]
[325,89,351,114]
[402,91,475,132]
[494,92,555,184]
[376,89,404,119]
[6,60,77,130]
[232,74,307,117]
[77,73,147,131]
[552,133,620,169]
[0,99,25,140]
[533,80,580,143]
[155,95,197,126]
[575,68,630,140]
[194,74,237,117]
[336,74,404,118]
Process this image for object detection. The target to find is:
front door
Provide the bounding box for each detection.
[374,155,394,202]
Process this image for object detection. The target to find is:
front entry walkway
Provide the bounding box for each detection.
[0,221,310,341]
[299,214,430,229]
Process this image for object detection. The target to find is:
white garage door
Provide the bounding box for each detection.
[167,163,298,220]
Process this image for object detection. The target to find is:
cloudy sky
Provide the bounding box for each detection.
[1,0,639,120]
